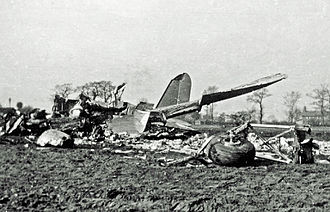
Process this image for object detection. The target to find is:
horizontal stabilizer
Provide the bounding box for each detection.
[200,73,287,106]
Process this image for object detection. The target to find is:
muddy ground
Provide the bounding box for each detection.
[0,144,329,211]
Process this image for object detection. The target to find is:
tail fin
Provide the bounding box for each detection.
[155,73,192,108]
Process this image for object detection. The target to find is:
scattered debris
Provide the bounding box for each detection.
[0,108,50,137]
[141,125,200,140]
[37,129,73,147]
[250,123,320,164]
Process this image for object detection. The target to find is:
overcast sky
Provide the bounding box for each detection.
[1,0,330,121]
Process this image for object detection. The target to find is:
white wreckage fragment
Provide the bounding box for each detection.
[37,129,72,147]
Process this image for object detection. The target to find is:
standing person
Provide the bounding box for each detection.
[293,124,316,164]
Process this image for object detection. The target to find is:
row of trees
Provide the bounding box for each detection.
[202,83,330,125]
[54,81,125,103]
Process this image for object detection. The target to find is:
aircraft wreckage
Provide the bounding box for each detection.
[110,72,287,134]
[6,72,322,167]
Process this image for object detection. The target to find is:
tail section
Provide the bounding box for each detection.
[155,73,192,108]
[156,73,287,119]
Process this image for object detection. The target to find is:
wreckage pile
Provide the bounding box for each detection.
[1,90,328,167]
[0,102,206,155]
[1,103,328,167]
[0,108,49,138]
[3,72,312,166]
[0,103,258,167]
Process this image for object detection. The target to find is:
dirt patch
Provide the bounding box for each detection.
[0,144,329,211]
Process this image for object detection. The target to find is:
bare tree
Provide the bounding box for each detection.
[283,91,302,123]
[54,83,74,99]
[99,81,116,103]
[247,88,271,124]
[77,82,101,100]
[203,85,219,120]
[76,81,115,102]
[307,84,329,125]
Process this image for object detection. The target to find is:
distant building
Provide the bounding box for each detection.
[301,106,330,126]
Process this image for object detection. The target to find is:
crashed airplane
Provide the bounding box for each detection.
[110,73,287,134]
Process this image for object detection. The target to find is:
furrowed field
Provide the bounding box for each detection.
[0,143,329,211]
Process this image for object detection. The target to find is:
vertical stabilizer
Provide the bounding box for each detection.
[155,73,192,108]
